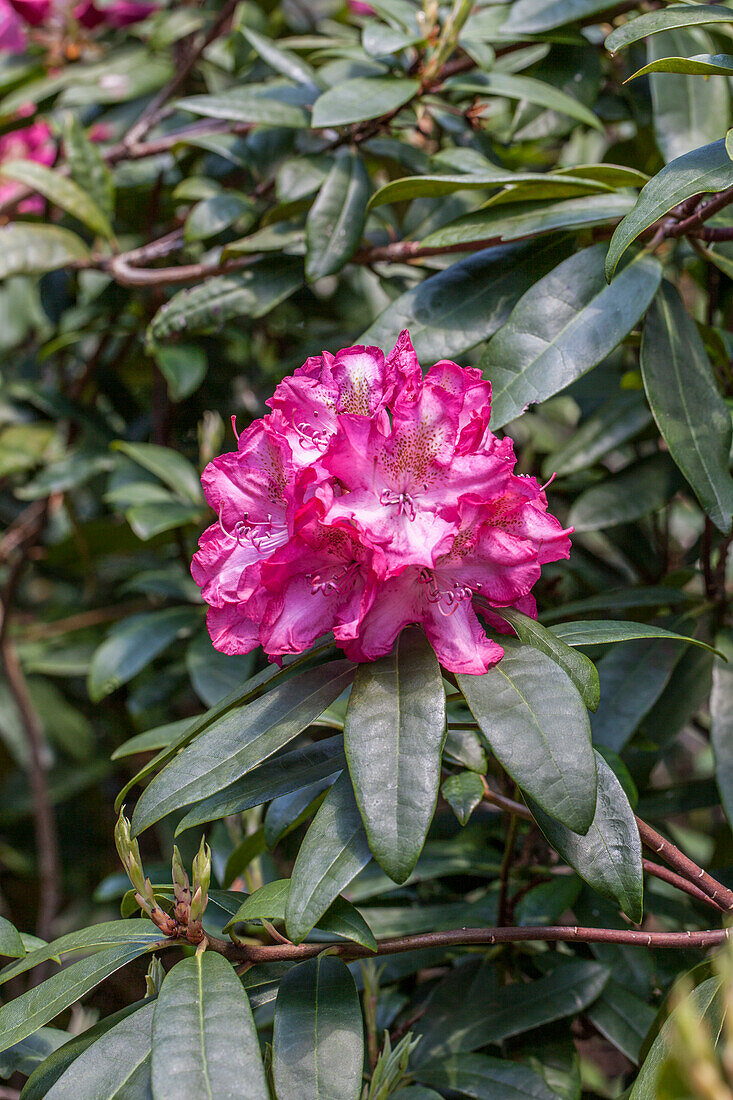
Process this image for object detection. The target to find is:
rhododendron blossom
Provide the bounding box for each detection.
[192,333,572,674]
[0,120,55,211]
[0,0,155,51]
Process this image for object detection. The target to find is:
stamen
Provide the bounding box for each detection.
[418,569,473,615]
[380,488,416,520]
[306,562,359,595]
[291,413,331,451]
[218,508,278,552]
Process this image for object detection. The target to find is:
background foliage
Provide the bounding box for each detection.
[1,0,733,1096]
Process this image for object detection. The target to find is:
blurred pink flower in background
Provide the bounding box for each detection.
[192,333,572,675]
[0,120,55,211]
[348,0,374,14]
[0,0,156,50]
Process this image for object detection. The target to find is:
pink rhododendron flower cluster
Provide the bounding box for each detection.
[0,120,55,210]
[0,0,155,52]
[192,333,571,675]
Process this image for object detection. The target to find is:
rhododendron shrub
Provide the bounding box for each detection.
[192,332,571,674]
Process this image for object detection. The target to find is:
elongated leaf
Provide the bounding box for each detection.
[0,942,157,1055]
[458,640,596,833]
[0,919,160,987]
[176,736,345,833]
[552,620,720,656]
[0,159,113,239]
[273,956,363,1100]
[711,632,733,826]
[606,6,733,54]
[527,751,643,921]
[490,605,599,711]
[112,441,203,503]
[225,878,376,951]
[450,72,603,131]
[178,89,309,127]
[641,281,733,532]
[45,1000,153,1099]
[442,771,485,826]
[415,1053,558,1100]
[505,0,619,34]
[286,771,372,943]
[147,258,303,341]
[241,26,318,86]
[0,916,25,959]
[311,77,419,128]
[483,244,661,429]
[544,389,652,478]
[647,30,730,163]
[306,148,369,280]
[606,138,733,280]
[62,113,115,221]
[344,627,445,884]
[590,637,686,752]
[0,223,89,279]
[151,952,267,1100]
[587,980,655,1065]
[87,606,200,702]
[360,235,570,360]
[541,587,695,622]
[421,194,634,251]
[369,170,582,209]
[568,452,682,532]
[132,661,355,834]
[631,978,722,1099]
[630,52,733,80]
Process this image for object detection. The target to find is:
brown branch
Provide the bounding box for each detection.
[666,185,733,239]
[643,860,723,912]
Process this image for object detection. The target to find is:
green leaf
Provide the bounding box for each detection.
[311,77,420,128]
[711,632,733,826]
[449,72,603,131]
[273,956,364,1100]
[0,159,114,240]
[505,0,620,34]
[646,30,730,164]
[306,148,369,281]
[0,942,157,1055]
[125,500,203,540]
[151,952,268,1100]
[568,452,683,532]
[131,661,355,834]
[629,52,733,80]
[176,735,346,832]
[544,389,652,478]
[147,258,303,341]
[641,281,733,532]
[441,771,485,826]
[541,587,696,623]
[0,223,89,280]
[151,343,207,402]
[111,441,202,503]
[551,620,721,657]
[0,919,160,987]
[44,1000,153,1099]
[586,980,656,1065]
[360,236,570,360]
[344,627,446,884]
[286,771,372,943]
[630,978,722,1099]
[184,193,252,243]
[87,606,200,702]
[605,138,733,280]
[223,828,266,887]
[0,916,25,959]
[369,171,579,209]
[62,113,115,222]
[241,26,319,86]
[527,751,643,922]
[590,637,686,752]
[225,878,376,951]
[490,605,600,711]
[606,6,733,54]
[0,1029,69,1081]
[483,244,661,429]
[415,1053,559,1099]
[458,639,597,834]
[186,631,255,708]
[421,194,634,251]
[177,89,309,128]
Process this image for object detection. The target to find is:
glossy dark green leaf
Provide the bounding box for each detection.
[111,440,202,503]
[483,244,661,429]
[441,771,485,826]
[630,978,722,1099]
[147,258,303,341]
[344,627,446,883]
[449,72,603,130]
[0,224,89,279]
[568,452,682,532]
[225,878,376,951]
[711,632,733,826]
[544,390,652,478]
[359,236,570,360]
[273,956,363,1100]
[87,606,200,702]
[241,26,319,86]
[286,771,372,943]
[590,637,686,752]
[151,343,207,401]
[552,620,720,656]
[369,171,574,209]
[185,630,255,708]
[0,159,114,239]
[606,139,733,279]
[0,942,157,1055]
[421,194,634,251]
[458,640,596,833]
[506,0,620,34]
[0,915,25,959]
[490,605,600,711]
[131,661,354,834]
[311,77,419,128]
[176,736,345,833]
[0,919,160,987]
[527,751,643,922]
[305,148,369,281]
[44,1000,153,1099]
[641,281,733,532]
[587,980,655,1065]
[184,193,252,243]
[630,52,733,80]
[151,952,267,1100]
[606,6,733,54]
[415,1053,558,1100]
[647,30,730,163]
[177,89,309,127]
[0,1029,69,1081]
[263,776,334,847]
